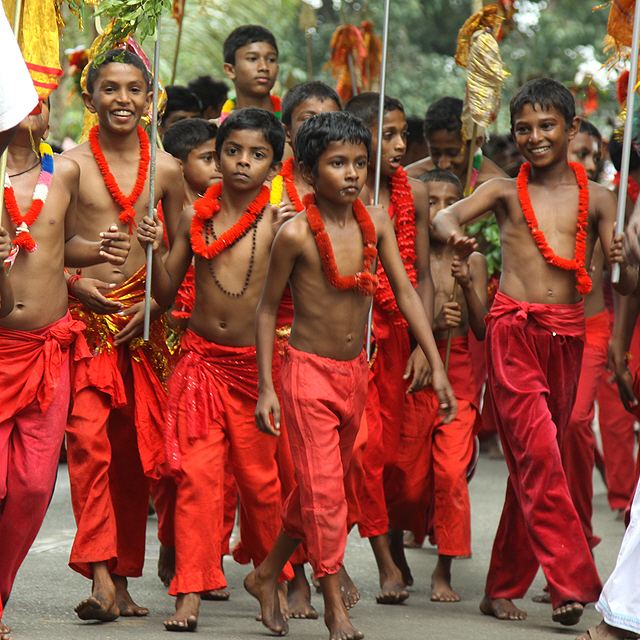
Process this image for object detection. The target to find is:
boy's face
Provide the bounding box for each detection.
[286,97,340,153]
[511,103,579,168]
[223,42,278,98]
[301,140,368,205]
[83,63,151,133]
[371,109,407,176]
[427,129,469,178]
[567,131,601,181]
[215,128,280,191]
[16,100,50,142]
[428,181,461,227]
[181,139,220,194]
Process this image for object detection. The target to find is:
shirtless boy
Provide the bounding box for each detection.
[246,110,456,640]
[433,77,637,626]
[63,49,184,622]
[137,107,287,632]
[344,92,433,604]
[0,100,129,640]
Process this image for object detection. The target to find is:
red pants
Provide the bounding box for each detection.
[484,292,601,608]
[167,331,288,595]
[0,315,85,617]
[359,308,410,538]
[281,344,368,578]
[563,310,610,549]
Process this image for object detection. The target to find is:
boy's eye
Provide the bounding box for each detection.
[429,199,437,206]
[356,160,367,168]
[227,147,238,155]
[331,160,343,167]
[253,152,266,159]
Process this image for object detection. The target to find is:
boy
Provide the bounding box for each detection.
[433,77,636,625]
[137,108,287,632]
[221,25,280,121]
[405,96,506,190]
[344,92,432,604]
[388,168,488,603]
[63,49,185,622]
[187,75,229,121]
[246,110,456,640]
[0,100,130,639]
[158,85,202,137]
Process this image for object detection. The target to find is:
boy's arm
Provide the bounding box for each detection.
[374,207,457,422]
[0,227,14,317]
[455,251,489,341]
[255,219,302,436]
[158,154,186,247]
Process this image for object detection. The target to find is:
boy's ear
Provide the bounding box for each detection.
[82,91,97,114]
[266,161,283,182]
[176,157,186,173]
[474,134,484,152]
[144,90,153,116]
[299,161,315,187]
[213,149,222,173]
[568,116,581,140]
[223,63,236,82]
[284,125,292,147]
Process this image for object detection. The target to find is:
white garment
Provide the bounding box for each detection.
[596,485,640,635]
[0,10,38,132]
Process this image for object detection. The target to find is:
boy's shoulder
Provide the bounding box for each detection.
[62,139,92,164]
[406,175,428,197]
[51,152,80,183]
[586,179,616,213]
[478,156,508,184]
[156,147,183,173]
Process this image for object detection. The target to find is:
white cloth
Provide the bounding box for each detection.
[0,10,38,132]
[596,484,640,635]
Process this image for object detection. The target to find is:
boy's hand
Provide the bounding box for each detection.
[137,213,162,252]
[0,227,11,262]
[448,232,477,261]
[403,346,432,394]
[610,341,638,411]
[431,366,457,424]
[113,299,163,345]
[610,233,626,265]
[451,254,471,287]
[72,277,123,314]
[255,388,281,436]
[442,299,462,329]
[99,224,131,265]
[272,202,298,233]
[624,215,640,266]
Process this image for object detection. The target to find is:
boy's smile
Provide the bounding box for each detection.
[216,129,276,190]
[224,42,278,98]
[372,109,407,176]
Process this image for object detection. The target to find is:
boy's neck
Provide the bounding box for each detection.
[291,159,313,199]
[96,124,141,154]
[220,180,265,218]
[430,238,450,258]
[527,157,575,184]
[235,93,274,112]
[184,183,201,207]
[314,192,354,224]
[7,140,41,174]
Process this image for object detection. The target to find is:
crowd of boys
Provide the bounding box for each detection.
[1,16,640,640]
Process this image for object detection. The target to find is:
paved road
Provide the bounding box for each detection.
[3,455,628,640]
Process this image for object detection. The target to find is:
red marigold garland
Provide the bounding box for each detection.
[303,193,378,295]
[375,166,418,322]
[89,125,150,234]
[517,161,591,295]
[281,158,305,212]
[190,182,270,259]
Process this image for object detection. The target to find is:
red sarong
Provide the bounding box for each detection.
[484,291,601,608]
[281,344,368,578]
[167,330,290,595]
[66,266,171,580]
[0,314,89,616]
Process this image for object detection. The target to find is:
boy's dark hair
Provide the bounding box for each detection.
[419,168,463,198]
[281,82,342,127]
[187,75,229,112]
[343,92,404,129]
[295,111,372,175]
[579,118,602,142]
[223,25,278,65]
[163,85,202,122]
[216,107,285,166]
[86,49,150,95]
[608,134,640,172]
[510,78,575,130]
[162,118,218,163]
[406,115,426,148]
[424,97,462,139]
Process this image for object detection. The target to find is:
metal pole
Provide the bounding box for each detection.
[143,18,161,341]
[613,0,640,284]
[366,0,391,361]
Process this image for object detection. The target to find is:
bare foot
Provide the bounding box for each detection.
[575,620,639,639]
[158,544,176,588]
[287,566,318,619]
[200,589,230,601]
[388,529,414,587]
[552,601,584,626]
[324,608,364,640]
[244,569,289,636]
[480,595,527,620]
[480,433,504,460]
[75,581,120,622]
[112,575,149,617]
[0,621,12,640]
[376,565,409,605]
[403,530,422,549]
[164,592,199,632]
[430,560,460,602]
[616,509,625,522]
[532,592,551,604]
[338,566,360,610]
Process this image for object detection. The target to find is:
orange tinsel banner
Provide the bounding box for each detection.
[172,0,185,26]
[325,24,367,103]
[360,20,382,91]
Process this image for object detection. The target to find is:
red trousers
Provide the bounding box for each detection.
[281,344,368,578]
[167,331,288,595]
[0,315,87,617]
[563,310,610,549]
[484,292,601,608]
[359,307,410,538]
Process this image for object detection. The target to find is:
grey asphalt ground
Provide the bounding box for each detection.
[2,454,629,640]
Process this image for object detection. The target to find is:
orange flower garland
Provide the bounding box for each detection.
[89,125,150,234]
[303,193,378,296]
[374,166,418,322]
[190,182,270,259]
[517,161,591,295]
[280,158,305,212]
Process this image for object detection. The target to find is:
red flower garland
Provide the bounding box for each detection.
[89,125,150,234]
[303,193,378,296]
[374,166,418,322]
[190,182,270,259]
[281,158,305,212]
[517,161,591,295]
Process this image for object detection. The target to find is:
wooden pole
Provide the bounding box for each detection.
[170,1,185,84]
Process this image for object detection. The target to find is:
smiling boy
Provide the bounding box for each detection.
[433,77,637,626]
